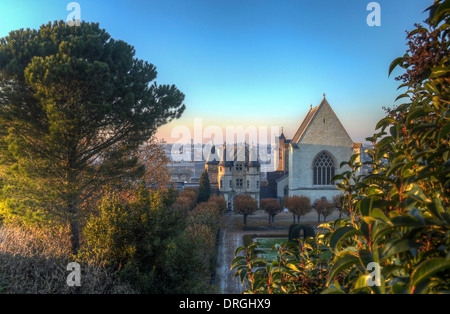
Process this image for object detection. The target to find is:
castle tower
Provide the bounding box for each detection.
[218,144,234,210]
[277,128,286,172]
[205,144,219,186]
[246,145,261,207]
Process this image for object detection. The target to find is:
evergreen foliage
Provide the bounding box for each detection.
[0,21,185,254]
[197,170,211,204]
[232,0,450,294]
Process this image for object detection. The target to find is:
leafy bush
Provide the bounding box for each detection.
[207,195,227,214]
[231,231,330,294]
[231,0,450,294]
[82,186,216,293]
[321,0,450,294]
[288,224,316,243]
[0,224,134,293]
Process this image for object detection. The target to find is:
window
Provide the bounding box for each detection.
[247,180,250,188]
[236,164,243,171]
[236,179,243,188]
[229,180,232,188]
[220,180,223,188]
[256,181,259,188]
[284,185,289,196]
[313,152,335,185]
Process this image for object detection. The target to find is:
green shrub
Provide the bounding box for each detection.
[288,224,315,242]
[322,1,450,294]
[232,1,450,294]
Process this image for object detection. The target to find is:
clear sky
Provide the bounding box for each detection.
[0,0,431,144]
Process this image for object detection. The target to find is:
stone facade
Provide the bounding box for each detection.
[206,144,261,210]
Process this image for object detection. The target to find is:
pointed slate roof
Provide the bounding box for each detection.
[291,96,353,144]
[206,145,220,165]
[291,103,320,143]
[218,144,234,167]
[246,145,260,168]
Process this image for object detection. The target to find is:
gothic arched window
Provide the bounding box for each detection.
[313,152,335,185]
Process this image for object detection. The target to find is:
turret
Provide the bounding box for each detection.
[218,144,233,192]
[277,129,286,172]
[205,144,219,185]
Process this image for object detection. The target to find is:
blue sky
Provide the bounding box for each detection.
[0,0,431,144]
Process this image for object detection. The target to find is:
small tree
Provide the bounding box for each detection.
[332,194,346,219]
[178,188,198,210]
[207,195,227,214]
[321,199,335,222]
[234,195,258,229]
[313,197,329,223]
[286,195,312,223]
[197,170,211,204]
[138,136,173,191]
[260,198,283,228]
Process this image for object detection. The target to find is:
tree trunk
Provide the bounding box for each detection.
[271,214,275,228]
[67,156,80,256]
[243,214,247,229]
[297,215,301,223]
[69,218,80,255]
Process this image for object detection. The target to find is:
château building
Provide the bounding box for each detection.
[205,144,261,211]
[205,95,362,208]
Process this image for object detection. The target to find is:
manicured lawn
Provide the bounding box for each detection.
[253,237,288,262]
[254,237,288,248]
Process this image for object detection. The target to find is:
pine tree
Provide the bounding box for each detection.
[0,21,185,254]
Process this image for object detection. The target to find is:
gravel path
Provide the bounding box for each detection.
[215,212,244,294]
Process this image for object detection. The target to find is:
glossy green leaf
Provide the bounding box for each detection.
[326,254,359,286]
[380,239,420,259]
[329,226,363,251]
[411,258,450,294]
[389,56,405,77]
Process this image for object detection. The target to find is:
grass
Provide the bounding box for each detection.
[253,237,289,262]
[254,237,288,248]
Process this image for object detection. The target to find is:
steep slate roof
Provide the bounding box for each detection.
[217,144,261,167]
[218,145,234,167]
[206,145,220,165]
[246,146,260,167]
[291,103,320,143]
[291,96,353,144]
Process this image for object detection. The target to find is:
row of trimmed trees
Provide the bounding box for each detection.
[284,195,344,224]
[233,194,345,228]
